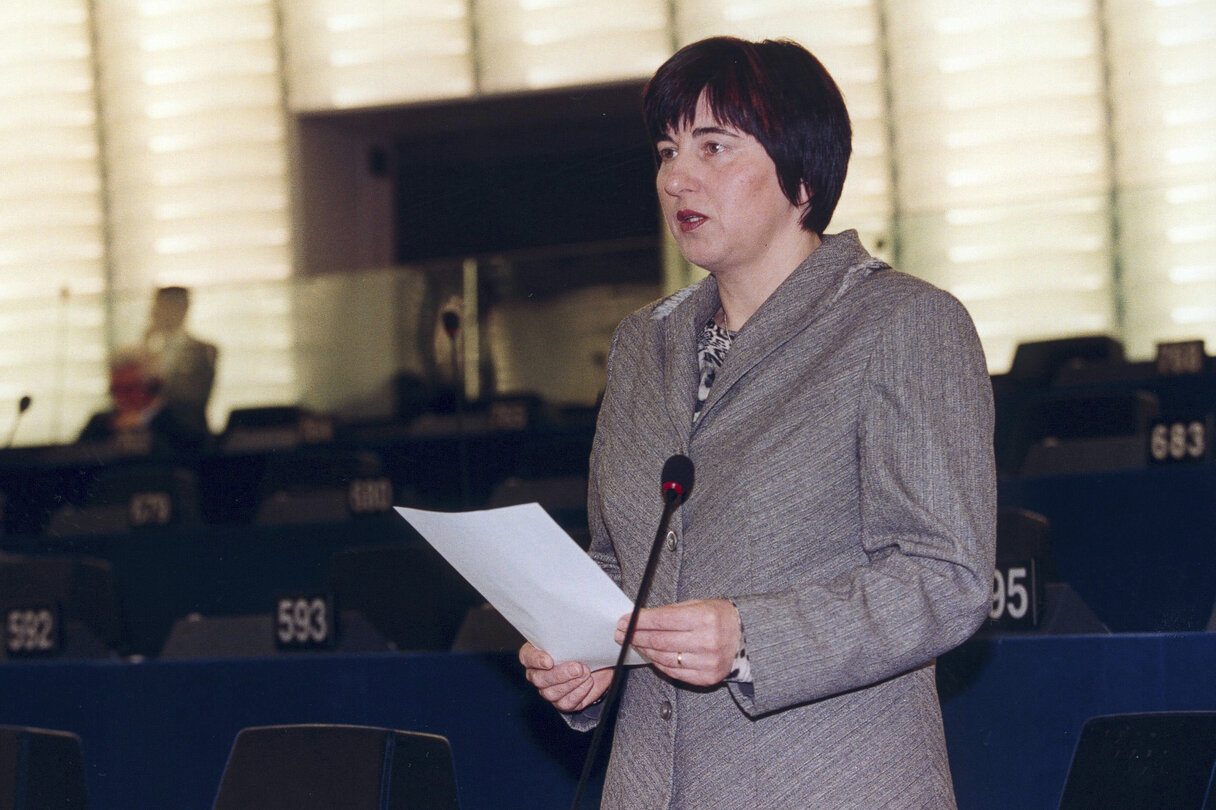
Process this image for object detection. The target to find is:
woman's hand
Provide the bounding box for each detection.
[617,598,741,687]
[519,642,613,712]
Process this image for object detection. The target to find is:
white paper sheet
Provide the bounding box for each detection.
[395,503,645,671]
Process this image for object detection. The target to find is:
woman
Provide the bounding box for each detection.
[521,36,995,808]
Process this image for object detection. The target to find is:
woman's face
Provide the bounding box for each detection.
[655,93,808,280]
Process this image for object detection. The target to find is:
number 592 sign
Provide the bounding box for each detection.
[4,605,61,657]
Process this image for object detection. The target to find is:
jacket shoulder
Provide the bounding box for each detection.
[643,277,708,322]
[849,264,970,319]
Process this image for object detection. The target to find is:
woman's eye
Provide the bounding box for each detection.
[705,142,725,155]
[657,146,677,161]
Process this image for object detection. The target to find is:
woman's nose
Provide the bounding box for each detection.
[660,153,697,196]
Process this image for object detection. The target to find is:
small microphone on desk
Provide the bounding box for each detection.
[571,454,695,810]
[5,395,32,449]
[441,310,460,339]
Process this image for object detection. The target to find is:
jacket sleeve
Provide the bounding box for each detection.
[562,318,631,732]
[728,288,996,716]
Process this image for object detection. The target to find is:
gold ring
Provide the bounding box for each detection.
[677,651,683,667]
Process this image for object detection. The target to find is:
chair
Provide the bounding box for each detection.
[212,725,458,810]
[450,602,525,653]
[488,474,589,547]
[0,556,123,659]
[1058,712,1216,809]
[253,448,388,525]
[0,726,88,810]
[44,462,200,536]
[1004,335,1126,386]
[329,544,479,651]
[992,334,1128,474]
[1018,389,1160,476]
[978,509,1107,636]
[218,406,316,454]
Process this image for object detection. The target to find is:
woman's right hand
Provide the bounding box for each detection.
[519,642,613,712]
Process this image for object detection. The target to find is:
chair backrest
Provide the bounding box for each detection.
[44,462,200,536]
[0,556,123,658]
[0,726,89,810]
[329,544,478,651]
[1058,712,1216,809]
[212,725,459,810]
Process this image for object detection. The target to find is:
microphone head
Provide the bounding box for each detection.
[660,454,694,503]
[441,311,460,337]
[18,395,31,413]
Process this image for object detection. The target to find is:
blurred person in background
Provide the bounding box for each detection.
[78,347,209,455]
[142,286,218,438]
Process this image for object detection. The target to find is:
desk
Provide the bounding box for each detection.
[2,515,421,657]
[0,635,1212,809]
[1000,464,1216,631]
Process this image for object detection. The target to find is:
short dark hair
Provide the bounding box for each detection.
[642,37,852,235]
[156,286,190,307]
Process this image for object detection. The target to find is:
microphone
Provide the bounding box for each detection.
[441,310,460,339]
[571,454,694,810]
[659,453,694,505]
[4,395,32,449]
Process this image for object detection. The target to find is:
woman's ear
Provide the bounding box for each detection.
[797,181,812,205]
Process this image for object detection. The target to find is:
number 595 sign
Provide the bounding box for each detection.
[987,560,1040,630]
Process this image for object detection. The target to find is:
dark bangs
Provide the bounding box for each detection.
[642,38,777,149]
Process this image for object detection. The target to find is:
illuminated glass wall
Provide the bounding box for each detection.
[0,0,1212,443]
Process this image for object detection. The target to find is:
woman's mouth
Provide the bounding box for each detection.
[676,209,707,232]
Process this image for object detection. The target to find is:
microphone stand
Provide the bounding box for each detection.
[570,463,692,810]
[442,311,471,510]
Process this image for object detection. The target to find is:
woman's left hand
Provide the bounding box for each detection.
[616,598,741,687]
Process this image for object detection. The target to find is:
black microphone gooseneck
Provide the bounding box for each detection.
[4,395,32,449]
[570,454,695,810]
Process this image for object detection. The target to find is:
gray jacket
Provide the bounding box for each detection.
[574,231,996,809]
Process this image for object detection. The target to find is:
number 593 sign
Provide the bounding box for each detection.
[273,594,336,651]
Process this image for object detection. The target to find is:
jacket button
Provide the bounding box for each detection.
[665,530,678,552]
[658,701,672,721]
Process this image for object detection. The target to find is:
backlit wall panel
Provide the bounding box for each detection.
[675,0,893,259]
[886,0,1116,370]
[281,0,474,110]
[0,2,108,444]
[1107,0,1216,357]
[475,0,670,92]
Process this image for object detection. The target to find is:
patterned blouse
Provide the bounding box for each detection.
[696,317,753,683]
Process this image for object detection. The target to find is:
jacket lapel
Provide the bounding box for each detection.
[657,278,721,438]
[691,231,882,431]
